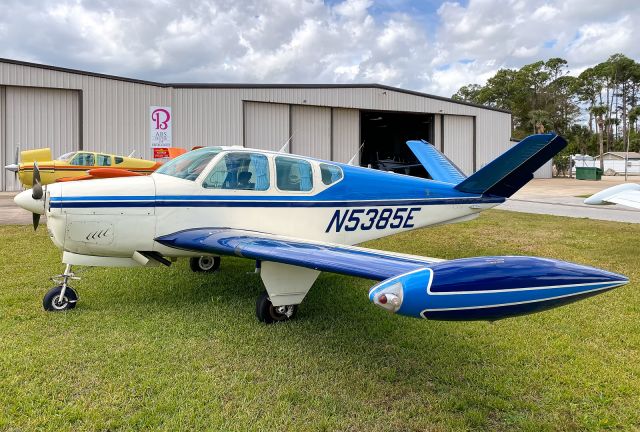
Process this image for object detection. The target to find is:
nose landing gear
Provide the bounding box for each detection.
[43,264,79,312]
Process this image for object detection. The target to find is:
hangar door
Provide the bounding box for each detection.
[244,101,290,151]
[2,86,80,191]
[443,115,475,175]
[291,105,331,160]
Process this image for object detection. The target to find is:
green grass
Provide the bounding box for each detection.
[1,210,639,431]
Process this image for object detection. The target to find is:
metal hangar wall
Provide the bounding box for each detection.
[0,58,526,192]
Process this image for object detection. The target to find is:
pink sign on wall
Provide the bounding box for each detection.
[150,106,172,147]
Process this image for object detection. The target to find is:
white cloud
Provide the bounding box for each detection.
[0,0,638,97]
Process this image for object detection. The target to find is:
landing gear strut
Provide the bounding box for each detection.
[255,292,298,324]
[43,264,79,312]
[190,256,221,272]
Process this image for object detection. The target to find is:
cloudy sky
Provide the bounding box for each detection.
[0,0,638,97]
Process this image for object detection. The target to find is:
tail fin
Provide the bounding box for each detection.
[406,140,466,184]
[455,133,566,198]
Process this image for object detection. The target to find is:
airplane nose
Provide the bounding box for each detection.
[14,189,45,215]
[4,163,18,173]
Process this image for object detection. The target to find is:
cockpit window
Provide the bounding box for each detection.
[155,147,222,181]
[203,153,270,191]
[275,156,313,192]
[57,152,77,161]
[70,152,95,166]
[320,163,343,185]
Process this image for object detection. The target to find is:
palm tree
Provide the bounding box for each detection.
[590,105,607,170]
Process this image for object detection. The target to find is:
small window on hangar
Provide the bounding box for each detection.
[360,111,434,178]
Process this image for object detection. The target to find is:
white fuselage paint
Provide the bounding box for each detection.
[42,149,500,262]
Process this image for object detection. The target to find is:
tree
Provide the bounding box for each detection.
[590,105,607,169]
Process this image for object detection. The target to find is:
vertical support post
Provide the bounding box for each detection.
[472,116,477,173]
[440,114,445,153]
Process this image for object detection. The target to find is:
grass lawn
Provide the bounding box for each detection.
[1,210,639,431]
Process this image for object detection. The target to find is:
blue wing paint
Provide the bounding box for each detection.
[157,229,628,321]
[156,228,435,280]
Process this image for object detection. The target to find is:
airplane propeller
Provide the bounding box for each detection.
[31,162,44,230]
[3,146,20,177]
[32,162,43,199]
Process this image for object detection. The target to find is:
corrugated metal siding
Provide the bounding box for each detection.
[475,111,512,170]
[291,105,331,159]
[443,115,474,175]
[534,160,553,178]
[4,86,80,191]
[172,88,242,148]
[243,101,290,151]
[331,108,359,163]
[433,114,442,151]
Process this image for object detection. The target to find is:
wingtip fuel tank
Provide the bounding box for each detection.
[369,256,628,321]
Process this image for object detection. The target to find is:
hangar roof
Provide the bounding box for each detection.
[0,57,510,114]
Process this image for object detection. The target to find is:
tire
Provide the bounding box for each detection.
[190,256,221,272]
[255,292,298,324]
[43,286,78,312]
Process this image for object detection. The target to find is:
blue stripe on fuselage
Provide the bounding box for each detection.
[49,196,504,209]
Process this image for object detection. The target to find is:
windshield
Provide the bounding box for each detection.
[155,147,222,181]
[57,152,77,161]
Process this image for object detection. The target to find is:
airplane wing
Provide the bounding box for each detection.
[584,183,640,209]
[605,190,640,209]
[156,228,442,281]
[156,228,627,321]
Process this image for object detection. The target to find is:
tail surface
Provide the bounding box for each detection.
[455,133,567,198]
[406,140,466,184]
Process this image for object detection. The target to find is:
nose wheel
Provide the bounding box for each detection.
[255,292,298,324]
[43,264,80,312]
[43,286,78,311]
[190,256,221,272]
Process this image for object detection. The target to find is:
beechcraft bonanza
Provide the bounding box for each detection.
[14,133,628,323]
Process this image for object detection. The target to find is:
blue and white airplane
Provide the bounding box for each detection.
[14,133,628,323]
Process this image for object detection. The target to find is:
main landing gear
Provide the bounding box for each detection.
[190,256,221,272]
[43,264,79,312]
[255,292,298,324]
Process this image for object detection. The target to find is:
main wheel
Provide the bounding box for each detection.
[190,256,221,272]
[43,286,78,312]
[255,292,298,324]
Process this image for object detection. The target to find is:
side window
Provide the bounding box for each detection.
[114,157,124,164]
[97,154,111,166]
[203,153,270,191]
[320,163,343,185]
[70,152,95,166]
[275,156,313,192]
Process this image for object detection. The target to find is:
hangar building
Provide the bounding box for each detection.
[0,58,546,192]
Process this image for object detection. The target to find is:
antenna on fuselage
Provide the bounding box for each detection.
[347,141,365,166]
[278,136,293,153]
[127,149,136,157]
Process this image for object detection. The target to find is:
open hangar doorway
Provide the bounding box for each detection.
[359,110,434,178]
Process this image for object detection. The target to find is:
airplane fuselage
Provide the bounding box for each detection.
[38,147,504,262]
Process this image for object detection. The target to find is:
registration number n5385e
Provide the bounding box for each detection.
[325,207,421,233]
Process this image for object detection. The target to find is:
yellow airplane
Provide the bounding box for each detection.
[4,147,182,187]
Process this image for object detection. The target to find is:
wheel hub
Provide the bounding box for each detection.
[198,257,215,270]
[52,295,68,310]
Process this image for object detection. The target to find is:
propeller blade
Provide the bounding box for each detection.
[32,163,43,200]
[32,213,40,230]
